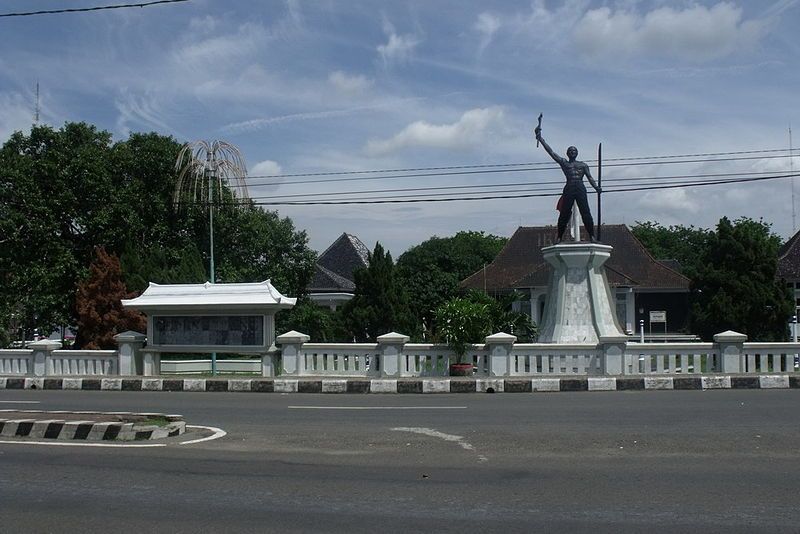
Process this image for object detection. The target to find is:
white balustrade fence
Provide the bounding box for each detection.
[2,330,798,379]
[298,343,379,376]
[624,343,717,375]
[509,344,601,376]
[48,350,117,375]
[0,350,33,375]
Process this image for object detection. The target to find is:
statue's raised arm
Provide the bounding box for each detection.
[534,126,564,165]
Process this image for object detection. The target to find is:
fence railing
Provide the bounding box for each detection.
[2,330,798,379]
[624,343,717,375]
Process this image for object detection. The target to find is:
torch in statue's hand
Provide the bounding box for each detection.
[535,113,543,147]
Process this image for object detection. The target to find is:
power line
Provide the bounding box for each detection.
[244,170,792,202]
[241,147,794,181]
[192,171,800,207]
[239,152,795,188]
[0,0,188,18]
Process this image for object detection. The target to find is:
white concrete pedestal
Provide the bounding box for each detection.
[538,243,626,344]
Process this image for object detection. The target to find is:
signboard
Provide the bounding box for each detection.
[649,311,667,323]
[153,315,264,347]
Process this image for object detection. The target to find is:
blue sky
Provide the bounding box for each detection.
[2,0,799,256]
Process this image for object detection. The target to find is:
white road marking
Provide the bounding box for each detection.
[0,401,41,404]
[392,426,487,462]
[0,440,165,448]
[288,406,467,410]
[179,425,227,445]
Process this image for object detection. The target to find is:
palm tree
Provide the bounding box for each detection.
[174,140,250,284]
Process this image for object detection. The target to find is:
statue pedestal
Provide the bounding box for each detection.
[537,243,626,344]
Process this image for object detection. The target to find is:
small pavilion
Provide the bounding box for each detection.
[122,280,296,354]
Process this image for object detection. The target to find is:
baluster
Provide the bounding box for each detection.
[680,354,688,374]
[668,354,676,374]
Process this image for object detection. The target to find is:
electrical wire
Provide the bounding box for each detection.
[188,171,800,207]
[234,152,796,188]
[243,170,791,202]
[0,0,188,18]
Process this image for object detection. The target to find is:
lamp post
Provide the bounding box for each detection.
[174,140,250,375]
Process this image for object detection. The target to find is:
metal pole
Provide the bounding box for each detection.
[639,319,645,343]
[597,143,602,242]
[207,153,217,376]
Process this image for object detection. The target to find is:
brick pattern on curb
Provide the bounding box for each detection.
[1,375,799,393]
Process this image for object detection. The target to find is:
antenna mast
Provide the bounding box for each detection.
[789,123,797,234]
[34,81,40,124]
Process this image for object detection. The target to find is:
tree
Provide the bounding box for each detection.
[275,299,346,343]
[396,231,506,333]
[0,123,317,341]
[630,221,712,278]
[0,123,117,335]
[341,243,417,341]
[691,217,793,341]
[74,247,146,349]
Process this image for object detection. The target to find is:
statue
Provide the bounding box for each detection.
[535,117,600,243]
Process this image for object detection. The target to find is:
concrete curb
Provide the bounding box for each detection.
[1,375,798,393]
[0,409,185,441]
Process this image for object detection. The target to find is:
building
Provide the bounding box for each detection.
[307,233,369,310]
[778,229,800,316]
[461,225,692,339]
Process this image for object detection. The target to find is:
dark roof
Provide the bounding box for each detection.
[778,229,800,280]
[308,233,369,293]
[309,264,356,292]
[461,225,690,291]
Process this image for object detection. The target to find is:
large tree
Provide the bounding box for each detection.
[630,221,712,278]
[396,231,506,333]
[691,217,793,341]
[0,122,316,344]
[341,243,417,341]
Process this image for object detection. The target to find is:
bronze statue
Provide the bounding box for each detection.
[535,118,600,243]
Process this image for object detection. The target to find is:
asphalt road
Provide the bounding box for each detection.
[1,389,799,533]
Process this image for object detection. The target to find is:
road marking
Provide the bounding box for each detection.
[0,401,41,404]
[392,426,487,462]
[180,425,227,445]
[0,440,165,448]
[288,406,468,410]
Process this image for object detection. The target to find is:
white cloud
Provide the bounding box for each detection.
[250,159,283,176]
[365,106,505,155]
[573,3,764,62]
[639,188,700,215]
[328,71,373,94]
[188,15,218,34]
[377,18,421,64]
[474,12,502,54]
[0,92,33,141]
[172,22,271,68]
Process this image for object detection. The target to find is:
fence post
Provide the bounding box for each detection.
[262,343,280,377]
[276,330,310,376]
[377,332,409,377]
[28,339,61,377]
[114,331,146,375]
[713,330,746,373]
[599,335,629,376]
[141,350,161,376]
[485,332,516,377]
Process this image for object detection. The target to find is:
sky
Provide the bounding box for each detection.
[2,0,800,256]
